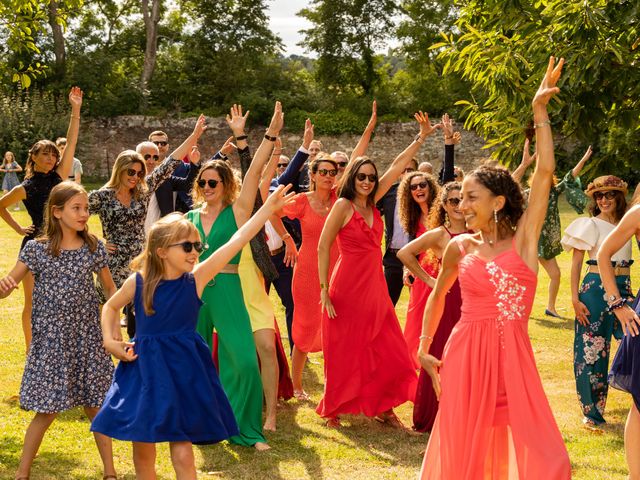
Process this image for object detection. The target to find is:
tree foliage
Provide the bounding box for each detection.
[433,0,640,176]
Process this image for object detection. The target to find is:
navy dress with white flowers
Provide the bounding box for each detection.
[18,240,114,413]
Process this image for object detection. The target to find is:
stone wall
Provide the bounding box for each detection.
[77,115,492,179]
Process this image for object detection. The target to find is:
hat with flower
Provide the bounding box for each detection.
[584,175,627,197]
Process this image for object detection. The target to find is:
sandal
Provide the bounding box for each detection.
[582,417,604,434]
[293,390,310,401]
[325,417,341,428]
[375,411,410,431]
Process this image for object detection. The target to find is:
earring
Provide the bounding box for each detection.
[493,209,498,225]
[444,212,451,228]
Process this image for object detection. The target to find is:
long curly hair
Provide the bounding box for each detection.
[469,165,525,236]
[397,172,439,238]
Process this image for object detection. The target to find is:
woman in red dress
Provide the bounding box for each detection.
[316,111,440,428]
[398,182,468,432]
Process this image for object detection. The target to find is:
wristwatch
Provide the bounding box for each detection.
[603,293,618,303]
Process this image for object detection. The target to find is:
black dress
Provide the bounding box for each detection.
[20,170,63,249]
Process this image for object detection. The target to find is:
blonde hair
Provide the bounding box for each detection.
[37,182,99,256]
[131,213,199,315]
[25,140,60,179]
[191,160,239,207]
[3,151,16,165]
[104,150,148,200]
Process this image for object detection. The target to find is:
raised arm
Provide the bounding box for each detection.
[55,87,83,179]
[350,100,377,162]
[512,139,536,183]
[278,119,312,186]
[169,114,208,161]
[516,56,564,268]
[417,239,462,399]
[440,114,456,184]
[597,205,640,336]
[194,184,294,295]
[234,102,284,224]
[318,199,351,319]
[375,111,440,203]
[170,146,201,191]
[571,145,592,178]
[259,137,282,201]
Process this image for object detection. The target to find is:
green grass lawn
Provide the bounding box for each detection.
[0,196,634,479]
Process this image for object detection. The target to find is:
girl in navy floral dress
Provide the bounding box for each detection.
[0,182,118,480]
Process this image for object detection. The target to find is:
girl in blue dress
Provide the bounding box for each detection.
[91,184,294,479]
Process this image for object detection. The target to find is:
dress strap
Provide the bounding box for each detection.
[443,225,453,238]
[454,236,467,256]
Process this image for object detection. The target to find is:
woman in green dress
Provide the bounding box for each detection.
[185,103,283,451]
[513,141,591,317]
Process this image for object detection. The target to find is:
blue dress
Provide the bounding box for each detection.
[91,273,238,444]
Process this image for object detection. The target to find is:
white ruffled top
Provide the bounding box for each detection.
[561,216,632,262]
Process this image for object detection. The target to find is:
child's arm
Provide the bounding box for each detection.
[102,275,137,361]
[0,261,29,299]
[193,184,295,296]
[55,87,83,180]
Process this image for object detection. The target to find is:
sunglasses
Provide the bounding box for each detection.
[336,161,348,168]
[593,191,617,201]
[168,241,204,253]
[410,181,428,191]
[153,141,168,147]
[356,173,377,182]
[143,154,160,162]
[126,168,145,179]
[317,169,338,177]
[277,163,289,168]
[446,197,462,206]
[197,179,222,188]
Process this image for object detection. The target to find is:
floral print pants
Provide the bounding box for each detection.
[574,272,630,424]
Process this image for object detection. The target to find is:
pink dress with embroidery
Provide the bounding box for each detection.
[420,236,570,479]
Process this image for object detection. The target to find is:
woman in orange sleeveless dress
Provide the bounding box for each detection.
[418,58,571,478]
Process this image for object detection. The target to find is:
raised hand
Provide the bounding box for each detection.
[226,104,249,136]
[220,136,237,157]
[302,118,314,149]
[581,145,593,163]
[532,56,564,107]
[365,100,377,133]
[273,137,283,155]
[452,131,462,145]
[415,111,441,138]
[521,138,536,167]
[264,184,295,212]
[266,101,284,137]
[68,86,83,111]
[192,114,208,140]
[442,113,454,138]
[188,145,201,165]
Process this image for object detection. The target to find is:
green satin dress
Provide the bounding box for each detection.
[185,205,266,446]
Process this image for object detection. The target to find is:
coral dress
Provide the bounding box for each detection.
[420,236,570,479]
[317,205,417,418]
[404,222,439,369]
[283,192,339,353]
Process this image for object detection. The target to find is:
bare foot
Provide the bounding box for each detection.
[325,417,341,428]
[263,417,277,432]
[375,410,410,431]
[254,442,271,451]
[293,390,310,401]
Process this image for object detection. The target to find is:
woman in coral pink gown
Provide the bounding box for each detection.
[317,111,440,427]
[418,58,571,478]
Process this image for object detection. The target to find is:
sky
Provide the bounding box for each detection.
[267,0,312,57]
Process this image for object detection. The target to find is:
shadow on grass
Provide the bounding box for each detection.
[0,434,81,479]
[531,316,574,330]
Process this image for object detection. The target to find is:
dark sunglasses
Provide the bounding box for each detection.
[153,141,168,147]
[277,163,289,168]
[318,169,338,177]
[446,197,462,206]
[143,154,160,162]
[356,173,377,182]
[126,168,145,179]
[197,179,222,188]
[168,241,204,253]
[410,181,428,191]
[336,161,348,168]
[593,191,617,200]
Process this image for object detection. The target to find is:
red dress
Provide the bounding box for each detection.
[316,204,418,418]
[403,222,439,369]
[283,193,339,353]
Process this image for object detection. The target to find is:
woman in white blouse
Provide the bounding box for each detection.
[561,175,631,429]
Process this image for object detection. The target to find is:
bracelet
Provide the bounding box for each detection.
[414,134,425,144]
[444,135,454,140]
[235,134,248,141]
[533,120,551,129]
[607,298,628,312]
[419,334,433,341]
[264,133,277,142]
[282,233,291,241]
[320,283,328,290]
[71,115,80,119]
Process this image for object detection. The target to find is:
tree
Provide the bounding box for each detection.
[140,0,161,96]
[298,0,398,96]
[433,0,640,176]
